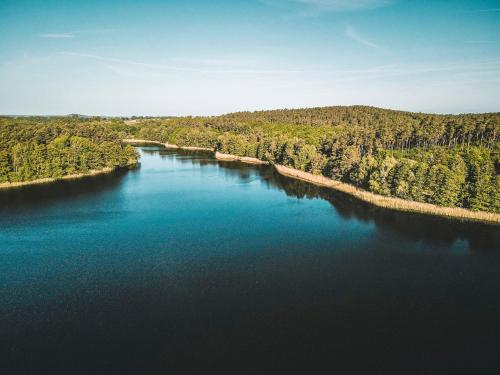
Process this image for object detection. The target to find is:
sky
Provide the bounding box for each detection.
[0,0,499,116]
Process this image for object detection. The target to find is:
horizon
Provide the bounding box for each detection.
[2,103,500,118]
[1,0,500,116]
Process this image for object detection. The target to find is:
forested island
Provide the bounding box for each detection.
[1,106,498,220]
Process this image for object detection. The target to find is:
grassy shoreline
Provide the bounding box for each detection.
[273,164,500,225]
[0,162,137,190]
[215,151,269,165]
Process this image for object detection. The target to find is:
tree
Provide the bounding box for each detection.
[349,155,377,188]
[0,150,11,183]
[426,164,462,207]
[368,156,397,196]
[390,159,417,200]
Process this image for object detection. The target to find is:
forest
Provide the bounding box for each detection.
[0,117,138,184]
[134,106,499,214]
[1,106,498,214]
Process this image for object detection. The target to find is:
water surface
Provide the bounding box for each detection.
[1,147,499,374]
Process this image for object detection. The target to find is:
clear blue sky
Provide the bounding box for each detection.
[1,0,499,115]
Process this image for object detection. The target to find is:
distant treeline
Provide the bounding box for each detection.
[134,106,499,213]
[0,117,138,184]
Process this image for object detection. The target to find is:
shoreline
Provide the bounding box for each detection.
[215,152,269,165]
[175,145,213,151]
[0,163,137,190]
[274,164,500,225]
[214,151,500,225]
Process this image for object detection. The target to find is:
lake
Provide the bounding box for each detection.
[1,146,499,374]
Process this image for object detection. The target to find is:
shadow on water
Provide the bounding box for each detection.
[254,167,500,252]
[0,168,132,213]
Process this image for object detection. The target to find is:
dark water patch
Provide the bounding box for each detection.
[0,169,130,213]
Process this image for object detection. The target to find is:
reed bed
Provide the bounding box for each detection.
[0,167,116,190]
[215,152,269,165]
[274,164,500,225]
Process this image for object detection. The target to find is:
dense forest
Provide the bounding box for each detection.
[0,117,138,184]
[134,106,499,214]
[1,106,498,213]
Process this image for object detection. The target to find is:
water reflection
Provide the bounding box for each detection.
[157,148,499,252]
[1,147,497,252]
[254,168,499,252]
[150,147,499,251]
[0,169,130,213]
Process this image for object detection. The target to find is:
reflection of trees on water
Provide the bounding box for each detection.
[145,148,500,251]
[200,151,499,252]
[0,169,129,212]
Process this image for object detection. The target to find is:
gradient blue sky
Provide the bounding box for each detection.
[1,0,499,115]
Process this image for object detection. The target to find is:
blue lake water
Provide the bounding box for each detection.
[1,147,499,374]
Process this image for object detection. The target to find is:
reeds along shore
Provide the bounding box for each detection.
[272,164,500,225]
[214,152,269,165]
[0,159,138,190]
[0,167,116,190]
